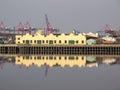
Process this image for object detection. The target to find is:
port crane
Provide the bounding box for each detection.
[104,24,111,33]
[17,22,33,34]
[45,14,59,35]
[0,21,6,33]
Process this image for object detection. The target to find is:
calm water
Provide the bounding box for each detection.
[0,55,120,90]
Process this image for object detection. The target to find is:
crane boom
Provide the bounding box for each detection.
[45,14,54,35]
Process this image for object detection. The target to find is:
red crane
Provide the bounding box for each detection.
[18,22,25,34]
[104,24,111,33]
[118,26,120,32]
[45,14,54,35]
[26,21,32,34]
[26,21,32,30]
[0,21,6,33]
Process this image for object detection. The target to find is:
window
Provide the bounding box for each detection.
[26,40,29,44]
[34,56,36,60]
[30,40,32,43]
[76,40,78,44]
[43,40,44,43]
[18,38,20,40]
[49,40,53,44]
[82,40,84,44]
[69,56,74,60]
[18,42,20,44]
[37,40,41,44]
[76,57,78,60]
[59,40,61,43]
[54,57,56,60]
[69,40,74,44]
[23,40,25,43]
[49,56,53,60]
[26,56,29,59]
[34,40,36,43]
[32,35,34,37]
[37,56,41,59]
[46,40,48,43]
[54,40,56,43]
[65,40,67,43]
[59,56,61,60]
[82,57,84,60]
[65,57,67,60]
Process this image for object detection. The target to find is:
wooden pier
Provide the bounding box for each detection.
[0,44,120,55]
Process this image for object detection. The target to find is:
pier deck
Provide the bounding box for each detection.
[0,44,120,55]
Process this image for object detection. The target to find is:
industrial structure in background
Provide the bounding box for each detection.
[45,14,59,35]
[0,15,120,45]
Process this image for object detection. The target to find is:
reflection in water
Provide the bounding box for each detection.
[0,55,120,90]
[0,55,120,69]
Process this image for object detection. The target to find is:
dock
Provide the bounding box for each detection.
[0,44,120,55]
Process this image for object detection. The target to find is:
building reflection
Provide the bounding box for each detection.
[15,55,86,68]
[0,55,120,69]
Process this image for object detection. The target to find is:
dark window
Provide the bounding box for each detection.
[34,40,36,43]
[49,40,53,44]
[54,40,56,43]
[76,57,78,60]
[34,57,36,60]
[26,40,29,44]
[59,56,61,60]
[32,35,34,37]
[37,56,41,59]
[65,40,67,43]
[82,57,84,60]
[82,40,84,44]
[49,56,53,60]
[69,56,74,60]
[59,40,61,43]
[26,56,29,59]
[18,42,20,44]
[46,40,48,43]
[23,40,25,43]
[18,38,20,40]
[76,40,78,43]
[54,57,56,60]
[69,40,74,44]
[65,57,67,60]
[37,40,41,44]
[43,40,44,43]
[30,40,32,43]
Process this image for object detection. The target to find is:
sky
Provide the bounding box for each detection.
[0,0,120,33]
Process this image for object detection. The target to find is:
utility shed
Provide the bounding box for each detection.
[86,39,96,45]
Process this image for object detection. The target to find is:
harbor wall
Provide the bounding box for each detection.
[0,44,120,55]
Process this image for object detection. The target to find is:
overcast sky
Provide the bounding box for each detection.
[0,0,120,33]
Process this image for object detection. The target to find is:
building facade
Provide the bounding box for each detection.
[15,30,86,45]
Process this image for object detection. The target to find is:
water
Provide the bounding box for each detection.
[0,55,120,90]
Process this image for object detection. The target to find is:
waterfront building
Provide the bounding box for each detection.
[15,30,86,45]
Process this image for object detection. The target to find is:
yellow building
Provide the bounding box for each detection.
[15,30,86,45]
[15,55,86,67]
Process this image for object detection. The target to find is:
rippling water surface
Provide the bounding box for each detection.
[0,55,120,90]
